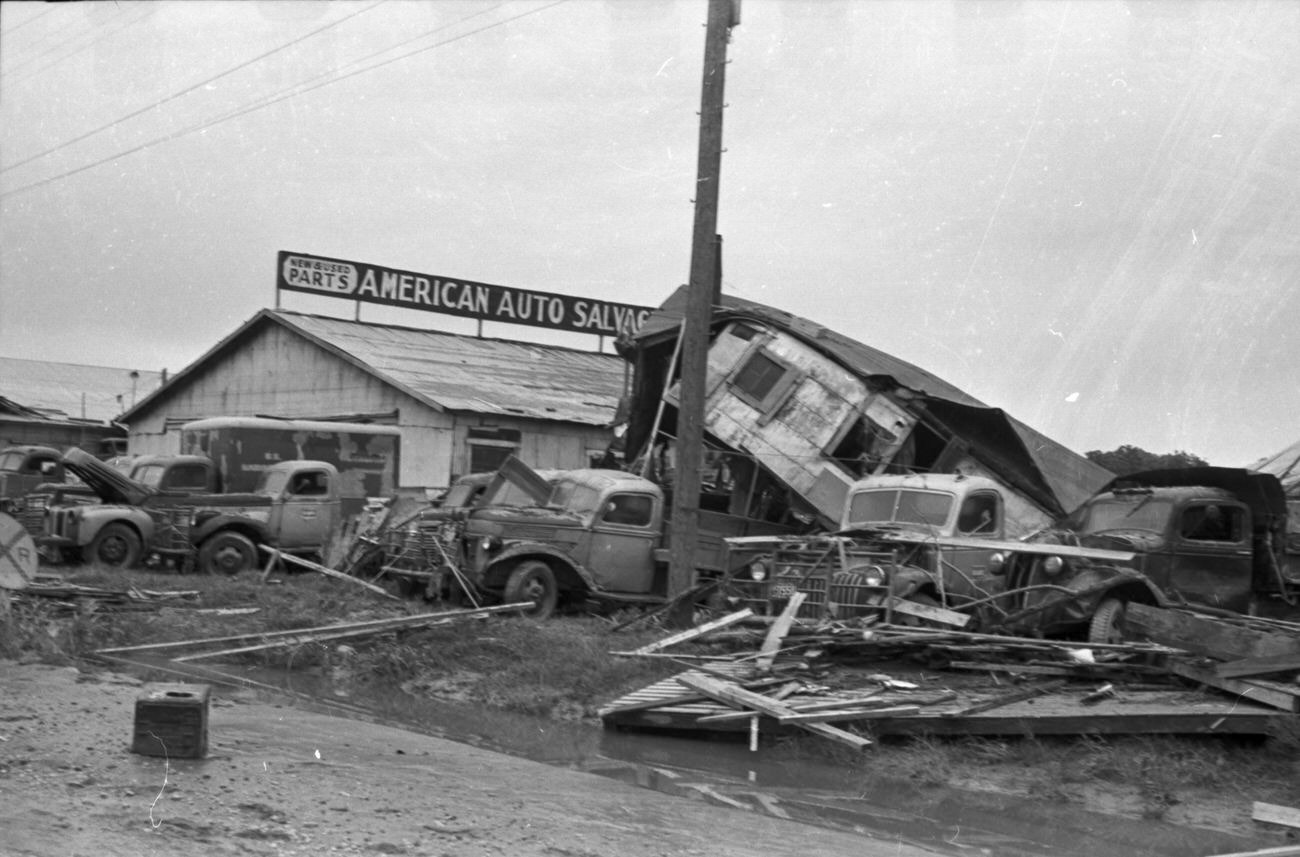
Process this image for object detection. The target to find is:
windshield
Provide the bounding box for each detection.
[133,464,166,488]
[256,470,289,497]
[0,452,24,472]
[846,489,953,529]
[548,479,604,516]
[1070,495,1174,533]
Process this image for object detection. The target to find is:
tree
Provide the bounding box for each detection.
[1085,445,1209,476]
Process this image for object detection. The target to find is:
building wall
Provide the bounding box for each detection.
[125,321,614,491]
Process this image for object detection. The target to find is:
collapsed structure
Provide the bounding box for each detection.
[618,287,1112,531]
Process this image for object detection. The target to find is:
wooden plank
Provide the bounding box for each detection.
[1252,802,1300,830]
[885,596,969,628]
[1217,653,1300,679]
[1171,661,1300,712]
[1126,603,1300,661]
[779,705,921,724]
[630,609,754,655]
[945,681,1066,717]
[676,673,872,749]
[755,592,805,670]
[261,546,398,600]
[598,674,787,716]
[1204,846,1300,857]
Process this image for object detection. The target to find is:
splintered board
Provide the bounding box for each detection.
[600,670,1283,738]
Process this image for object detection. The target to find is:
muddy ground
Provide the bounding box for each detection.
[0,660,943,857]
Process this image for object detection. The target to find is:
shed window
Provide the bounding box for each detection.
[729,347,800,418]
[469,442,515,475]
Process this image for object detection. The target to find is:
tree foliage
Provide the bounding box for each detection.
[1085,445,1209,476]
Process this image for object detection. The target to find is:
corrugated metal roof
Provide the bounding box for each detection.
[273,312,628,426]
[0,357,164,423]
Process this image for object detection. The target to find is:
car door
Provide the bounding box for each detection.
[1165,501,1254,611]
[587,492,659,593]
[274,468,332,550]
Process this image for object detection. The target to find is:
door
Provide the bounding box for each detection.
[1163,502,1254,611]
[587,492,659,594]
[274,468,334,550]
[940,490,1005,599]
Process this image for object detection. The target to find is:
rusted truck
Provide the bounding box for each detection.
[45,447,341,573]
[0,445,68,518]
[382,456,799,618]
[985,467,1300,643]
[723,472,1054,626]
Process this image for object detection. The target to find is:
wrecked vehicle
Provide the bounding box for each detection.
[44,447,341,573]
[726,472,1051,626]
[383,456,799,618]
[988,467,1300,643]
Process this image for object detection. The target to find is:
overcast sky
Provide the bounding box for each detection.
[2,0,1297,467]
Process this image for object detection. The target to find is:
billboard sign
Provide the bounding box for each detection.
[277,251,655,338]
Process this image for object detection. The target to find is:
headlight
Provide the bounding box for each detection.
[857,565,887,588]
[479,535,501,553]
[748,559,768,582]
[988,552,1006,575]
[1042,555,1065,576]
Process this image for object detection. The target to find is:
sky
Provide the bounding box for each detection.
[1,0,1297,468]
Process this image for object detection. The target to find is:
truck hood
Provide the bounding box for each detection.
[62,447,154,506]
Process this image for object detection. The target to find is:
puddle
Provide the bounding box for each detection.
[119,655,1267,857]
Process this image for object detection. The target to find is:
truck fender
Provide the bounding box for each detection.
[191,513,270,547]
[484,543,597,594]
[70,505,155,547]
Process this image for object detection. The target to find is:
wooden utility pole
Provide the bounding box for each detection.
[667,0,738,626]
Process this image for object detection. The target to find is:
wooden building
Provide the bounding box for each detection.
[118,309,629,492]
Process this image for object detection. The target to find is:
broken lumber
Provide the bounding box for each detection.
[779,705,921,724]
[93,603,531,657]
[1126,603,1300,661]
[755,592,805,670]
[259,546,398,600]
[1170,661,1300,713]
[944,680,1066,717]
[1253,802,1300,830]
[629,608,754,655]
[1216,653,1300,679]
[677,673,872,750]
[885,595,969,628]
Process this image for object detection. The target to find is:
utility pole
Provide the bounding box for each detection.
[667,0,738,626]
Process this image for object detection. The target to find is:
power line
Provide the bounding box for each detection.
[1,1,569,200]
[0,4,56,37]
[0,1,133,77]
[6,3,157,88]
[1,0,386,175]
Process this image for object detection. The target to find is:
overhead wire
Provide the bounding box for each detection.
[1,0,568,200]
[0,1,138,77]
[0,4,57,38]
[6,3,172,88]
[2,0,386,175]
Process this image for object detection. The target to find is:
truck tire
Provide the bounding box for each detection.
[87,523,142,569]
[1089,597,1126,645]
[199,531,258,576]
[504,560,558,620]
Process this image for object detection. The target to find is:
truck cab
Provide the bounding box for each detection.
[129,455,220,494]
[0,446,66,514]
[991,467,1298,643]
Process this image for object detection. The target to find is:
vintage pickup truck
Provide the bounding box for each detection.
[383,456,799,618]
[723,472,1053,626]
[985,467,1300,643]
[46,447,341,574]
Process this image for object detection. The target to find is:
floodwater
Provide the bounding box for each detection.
[126,655,1267,857]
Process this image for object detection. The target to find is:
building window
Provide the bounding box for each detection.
[729,347,800,418]
[469,443,515,474]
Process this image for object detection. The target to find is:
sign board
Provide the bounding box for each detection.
[277,251,656,338]
[0,513,36,590]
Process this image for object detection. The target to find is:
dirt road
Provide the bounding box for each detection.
[0,660,940,857]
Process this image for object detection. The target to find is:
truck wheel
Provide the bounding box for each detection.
[199,532,258,576]
[504,560,558,620]
[88,523,142,569]
[1089,597,1126,645]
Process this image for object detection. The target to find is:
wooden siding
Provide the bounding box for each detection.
[124,320,615,491]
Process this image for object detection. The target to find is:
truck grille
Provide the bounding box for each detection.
[739,539,894,620]
[18,495,48,537]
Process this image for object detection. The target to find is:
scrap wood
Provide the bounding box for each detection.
[1172,661,1300,713]
[610,579,720,632]
[944,680,1067,717]
[779,705,921,724]
[676,673,872,750]
[884,596,969,628]
[701,690,957,725]
[598,675,793,715]
[755,592,806,671]
[93,603,531,657]
[259,546,398,600]
[628,608,754,655]
[1253,802,1300,830]
[1206,847,1300,857]
[1126,603,1300,661]
[1216,653,1300,679]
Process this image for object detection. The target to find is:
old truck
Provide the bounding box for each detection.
[985,466,1300,643]
[1,445,69,518]
[723,472,1055,626]
[45,447,341,573]
[382,456,800,618]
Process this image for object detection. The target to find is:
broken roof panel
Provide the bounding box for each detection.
[0,357,163,424]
